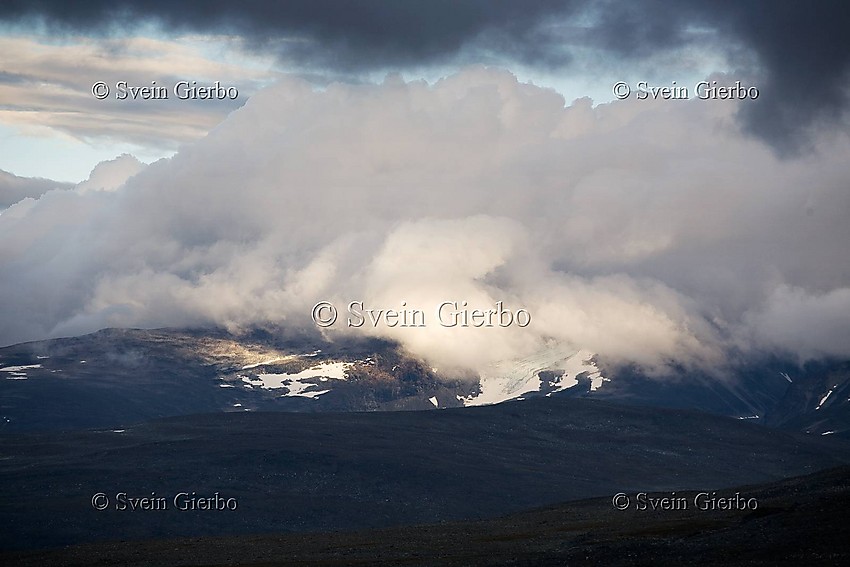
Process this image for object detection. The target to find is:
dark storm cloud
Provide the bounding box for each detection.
[0,0,582,67]
[1,1,848,149]
[711,0,850,153]
[592,0,850,153]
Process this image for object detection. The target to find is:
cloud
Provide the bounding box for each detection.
[76,154,144,193]
[744,286,850,362]
[0,69,848,375]
[2,1,849,151]
[0,34,276,150]
[0,1,581,69]
[0,169,72,209]
[589,0,850,154]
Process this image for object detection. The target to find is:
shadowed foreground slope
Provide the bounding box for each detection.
[3,466,850,566]
[1,397,846,552]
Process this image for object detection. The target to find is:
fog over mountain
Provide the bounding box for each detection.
[1,68,847,375]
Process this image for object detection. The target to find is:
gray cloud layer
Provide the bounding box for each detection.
[2,1,849,151]
[0,34,271,154]
[0,170,72,209]
[0,1,577,67]
[1,70,847,373]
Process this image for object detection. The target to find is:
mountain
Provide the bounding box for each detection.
[2,327,848,560]
[763,359,850,435]
[0,327,598,431]
[598,357,850,439]
[1,327,848,438]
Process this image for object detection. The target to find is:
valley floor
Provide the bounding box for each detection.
[3,466,849,566]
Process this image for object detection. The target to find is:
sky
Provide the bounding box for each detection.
[0,1,848,376]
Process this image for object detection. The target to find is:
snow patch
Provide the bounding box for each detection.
[0,364,42,372]
[240,357,292,370]
[287,389,331,399]
[244,361,352,398]
[816,386,837,410]
[462,346,604,407]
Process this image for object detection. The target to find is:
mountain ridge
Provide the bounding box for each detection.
[1,327,848,437]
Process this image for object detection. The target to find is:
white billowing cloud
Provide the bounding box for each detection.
[1,68,848,375]
[75,154,145,193]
